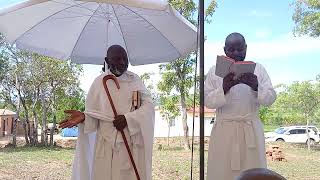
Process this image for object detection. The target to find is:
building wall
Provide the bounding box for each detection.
[154,110,215,137]
[0,115,13,137]
[0,116,34,137]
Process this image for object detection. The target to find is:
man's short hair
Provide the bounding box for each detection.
[236,168,286,180]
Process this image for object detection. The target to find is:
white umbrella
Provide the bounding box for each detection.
[0,0,197,65]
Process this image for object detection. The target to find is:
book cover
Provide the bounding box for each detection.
[215,55,256,78]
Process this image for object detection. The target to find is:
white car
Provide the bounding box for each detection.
[265,126,320,145]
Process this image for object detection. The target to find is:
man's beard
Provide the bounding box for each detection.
[109,64,127,77]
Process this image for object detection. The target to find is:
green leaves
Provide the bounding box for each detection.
[292,0,320,37]
[140,72,159,104]
[168,0,217,25]
[159,95,180,124]
[0,35,84,124]
[205,1,217,23]
[262,76,320,126]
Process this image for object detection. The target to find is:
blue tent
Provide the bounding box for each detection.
[61,127,78,137]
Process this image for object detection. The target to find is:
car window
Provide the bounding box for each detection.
[297,129,306,134]
[289,129,298,134]
[275,128,286,134]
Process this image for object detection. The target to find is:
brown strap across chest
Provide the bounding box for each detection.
[132,91,141,110]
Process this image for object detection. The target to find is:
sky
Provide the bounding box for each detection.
[1,0,320,93]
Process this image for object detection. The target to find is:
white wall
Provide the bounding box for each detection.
[154,110,214,137]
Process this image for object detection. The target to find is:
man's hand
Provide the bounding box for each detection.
[113,115,127,131]
[59,110,85,129]
[223,73,239,94]
[238,73,258,91]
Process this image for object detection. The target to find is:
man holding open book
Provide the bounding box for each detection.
[204,33,277,180]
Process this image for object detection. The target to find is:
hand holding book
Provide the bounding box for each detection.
[215,55,256,79]
[238,73,258,91]
[223,73,239,94]
[216,55,258,92]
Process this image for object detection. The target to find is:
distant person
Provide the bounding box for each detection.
[205,33,276,180]
[236,168,287,180]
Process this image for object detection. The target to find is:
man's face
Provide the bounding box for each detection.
[224,37,247,61]
[105,46,128,77]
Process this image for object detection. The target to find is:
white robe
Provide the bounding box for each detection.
[71,70,155,180]
[205,63,276,180]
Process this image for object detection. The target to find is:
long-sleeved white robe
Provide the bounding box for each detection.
[205,63,276,180]
[71,70,155,180]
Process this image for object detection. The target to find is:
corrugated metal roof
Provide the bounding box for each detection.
[0,109,17,116]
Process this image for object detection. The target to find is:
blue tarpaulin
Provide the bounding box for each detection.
[61,127,78,137]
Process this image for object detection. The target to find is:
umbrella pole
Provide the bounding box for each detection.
[199,0,205,179]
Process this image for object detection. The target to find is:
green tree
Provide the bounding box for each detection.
[265,78,320,149]
[158,56,195,150]
[0,39,35,145]
[0,36,84,146]
[288,81,320,149]
[292,0,320,37]
[158,0,217,150]
[140,72,159,104]
[159,95,180,146]
[259,106,270,125]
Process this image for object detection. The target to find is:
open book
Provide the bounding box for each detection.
[215,55,256,78]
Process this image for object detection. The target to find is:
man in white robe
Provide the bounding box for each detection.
[205,33,276,180]
[59,45,155,180]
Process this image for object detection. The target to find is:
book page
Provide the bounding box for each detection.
[215,55,233,78]
[215,55,256,78]
[230,62,256,77]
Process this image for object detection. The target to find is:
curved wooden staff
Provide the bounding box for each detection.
[102,75,141,180]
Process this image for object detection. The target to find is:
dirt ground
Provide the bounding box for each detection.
[1,137,320,180]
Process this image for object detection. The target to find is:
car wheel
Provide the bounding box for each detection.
[306,139,315,146]
[276,138,285,142]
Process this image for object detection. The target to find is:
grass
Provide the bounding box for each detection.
[0,146,74,180]
[266,142,320,180]
[0,141,319,180]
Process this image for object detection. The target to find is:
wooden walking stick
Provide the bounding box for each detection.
[102,75,141,180]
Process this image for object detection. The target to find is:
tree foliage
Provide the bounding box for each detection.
[140,72,159,104]
[159,95,180,126]
[292,0,320,37]
[158,0,217,150]
[261,77,320,126]
[0,34,84,146]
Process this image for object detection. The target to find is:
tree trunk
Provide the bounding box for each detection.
[307,118,310,150]
[167,123,170,147]
[17,89,30,145]
[32,89,39,146]
[12,118,17,147]
[13,74,20,147]
[21,98,33,145]
[41,108,48,146]
[22,121,29,145]
[50,85,56,147]
[31,122,36,146]
[41,95,48,146]
[180,94,190,150]
[50,114,56,146]
[26,118,33,145]
[32,109,39,146]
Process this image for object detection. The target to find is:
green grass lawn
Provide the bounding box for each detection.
[266,143,320,180]
[0,146,74,180]
[0,142,319,180]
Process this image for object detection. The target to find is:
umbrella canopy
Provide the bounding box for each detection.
[0,0,197,65]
